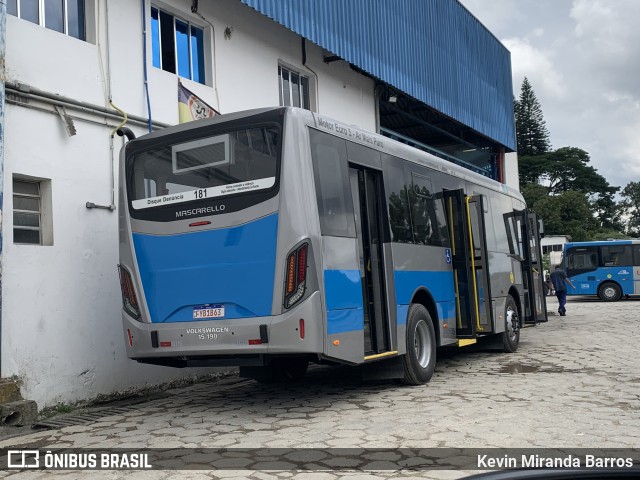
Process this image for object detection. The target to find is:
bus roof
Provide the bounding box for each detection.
[125,106,524,203]
[564,239,640,248]
[309,110,524,202]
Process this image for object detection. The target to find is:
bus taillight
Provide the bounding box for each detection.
[284,242,309,309]
[286,253,296,295]
[297,244,308,284]
[118,265,141,320]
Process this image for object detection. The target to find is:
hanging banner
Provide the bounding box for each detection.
[178,82,219,123]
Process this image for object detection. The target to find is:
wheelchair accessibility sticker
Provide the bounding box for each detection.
[445,249,452,264]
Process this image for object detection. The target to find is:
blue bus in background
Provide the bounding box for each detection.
[117,107,547,384]
[564,240,640,301]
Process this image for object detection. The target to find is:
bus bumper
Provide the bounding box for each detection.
[122,292,324,364]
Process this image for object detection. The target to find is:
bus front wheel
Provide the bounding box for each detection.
[598,282,621,302]
[401,304,436,385]
[502,295,520,353]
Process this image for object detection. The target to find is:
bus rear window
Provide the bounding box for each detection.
[129,127,280,213]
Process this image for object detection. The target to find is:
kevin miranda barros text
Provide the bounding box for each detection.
[478,454,634,469]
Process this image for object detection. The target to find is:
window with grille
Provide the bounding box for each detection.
[7,0,86,41]
[13,179,43,245]
[151,6,206,85]
[279,65,310,110]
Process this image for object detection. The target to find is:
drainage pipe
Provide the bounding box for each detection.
[5,81,169,130]
[141,0,152,132]
[0,0,6,375]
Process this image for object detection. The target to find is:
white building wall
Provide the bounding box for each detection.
[504,152,520,190]
[2,0,375,407]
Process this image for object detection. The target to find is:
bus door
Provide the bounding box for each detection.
[349,166,393,356]
[444,190,493,340]
[514,210,548,323]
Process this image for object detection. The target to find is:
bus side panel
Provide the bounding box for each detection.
[599,267,634,294]
[568,267,633,296]
[485,252,517,335]
[119,152,155,336]
[569,271,599,296]
[266,112,326,357]
[391,243,457,346]
[322,236,365,364]
[635,265,640,294]
[132,213,278,323]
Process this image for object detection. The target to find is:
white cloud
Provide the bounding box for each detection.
[503,38,564,98]
[569,0,640,98]
[459,0,640,190]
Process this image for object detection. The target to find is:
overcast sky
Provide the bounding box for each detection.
[458,0,640,191]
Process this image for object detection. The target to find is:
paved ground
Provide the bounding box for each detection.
[1,296,639,479]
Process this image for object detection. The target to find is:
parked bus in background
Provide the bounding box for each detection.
[563,240,640,301]
[117,107,547,384]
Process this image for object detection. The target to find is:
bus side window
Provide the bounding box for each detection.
[600,245,632,267]
[410,173,449,247]
[566,247,598,276]
[410,174,434,245]
[310,130,356,238]
[491,196,510,253]
[382,154,412,243]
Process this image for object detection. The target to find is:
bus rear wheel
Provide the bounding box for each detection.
[401,304,436,385]
[598,282,621,302]
[502,294,520,353]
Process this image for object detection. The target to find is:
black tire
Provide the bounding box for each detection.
[401,304,436,385]
[502,294,520,353]
[598,282,621,302]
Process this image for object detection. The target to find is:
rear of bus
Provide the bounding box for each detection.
[118,108,323,368]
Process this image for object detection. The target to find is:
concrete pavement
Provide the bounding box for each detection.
[1,296,639,478]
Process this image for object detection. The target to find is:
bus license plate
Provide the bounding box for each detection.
[193,304,225,319]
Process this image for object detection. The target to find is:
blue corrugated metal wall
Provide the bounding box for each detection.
[240,0,516,151]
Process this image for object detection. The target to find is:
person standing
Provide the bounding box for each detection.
[550,265,575,316]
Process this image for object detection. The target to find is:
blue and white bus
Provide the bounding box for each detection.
[563,239,640,301]
[117,107,546,384]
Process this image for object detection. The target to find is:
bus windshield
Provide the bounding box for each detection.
[127,126,280,216]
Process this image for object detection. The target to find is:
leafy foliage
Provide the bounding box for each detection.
[620,181,640,237]
[515,79,627,241]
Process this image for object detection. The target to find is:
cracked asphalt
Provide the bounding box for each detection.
[1,296,639,479]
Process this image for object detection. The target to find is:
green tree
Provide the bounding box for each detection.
[514,82,626,240]
[519,147,622,233]
[592,191,624,233]
[519,147,614,195]
[530,190,597,241]
[514,77,551,157]
[520,183,548,210]
[620,181,640,237]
